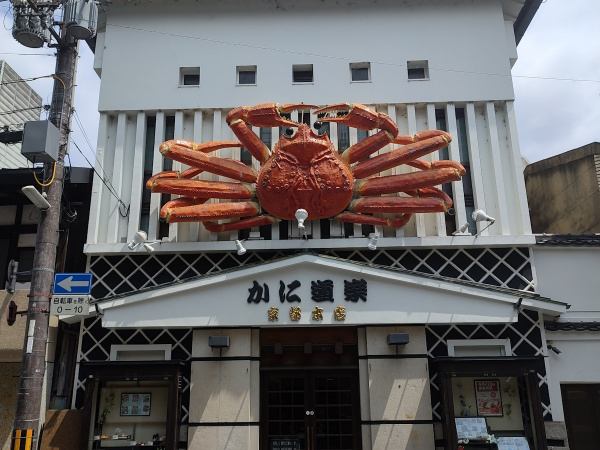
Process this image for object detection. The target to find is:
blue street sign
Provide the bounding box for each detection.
[53,273,93,295]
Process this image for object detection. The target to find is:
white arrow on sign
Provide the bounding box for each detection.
[57,276,90,292]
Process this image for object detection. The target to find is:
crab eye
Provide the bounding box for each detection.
[284,127,294,136]
[313,122,322,130]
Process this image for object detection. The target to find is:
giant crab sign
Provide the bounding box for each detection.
[146,103,465,232]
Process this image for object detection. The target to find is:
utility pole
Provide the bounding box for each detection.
[12,26,77,448]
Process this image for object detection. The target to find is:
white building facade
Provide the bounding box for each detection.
[75,1,571,449]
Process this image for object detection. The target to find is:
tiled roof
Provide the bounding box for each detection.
[535,234,600,246]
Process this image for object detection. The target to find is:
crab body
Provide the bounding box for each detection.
[147,102,466,233]
[257,125,353,220]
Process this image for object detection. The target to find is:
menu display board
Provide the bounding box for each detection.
[497,436,530,450]
[120,392,151,416]
[455,417,488,439]
[474,379,503,416]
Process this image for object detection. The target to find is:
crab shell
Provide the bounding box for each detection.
[257,124,353,220]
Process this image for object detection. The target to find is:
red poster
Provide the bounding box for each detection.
[474,380,503,416]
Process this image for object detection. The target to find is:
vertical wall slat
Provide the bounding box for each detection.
[86,113,108,244]
[106,112,127,243]
[386,105,404,238]
[407,104,426,237]
[485,101,510,235]
[505,101,532,235]
[127,112,147,242]
[148,112,165,241]
[211,109,222,241]
[190,111,204,242]
[445,104,468,229]
[427,103,446,237]
[170,111,185,242]
[465,103,487,222]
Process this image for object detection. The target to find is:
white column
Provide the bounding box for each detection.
[427,103,446,237]
[87,113,108,244]
[148,112,165,241]
[127,112,147,242]
[106,112,127,243]
[445,104,468,229]
[485,101,510,235]
[465,103,487,227]
[506,101,532,235]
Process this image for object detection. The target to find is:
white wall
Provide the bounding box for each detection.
[534,247,600,321]
[97,0,516,112]
[534,246,600,422]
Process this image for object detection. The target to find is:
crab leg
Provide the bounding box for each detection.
[226,103,317,163]
[349,189,452,214]
[352,133,451,179]
[162,201,260,223]
[405,159,466,174]
[160,197,208,219]
[203,215,278,232]
[355,167,462,196]
[315,103,401,164]
[160,141,257,183]
[149,179,255,199]
[335,212,413,228]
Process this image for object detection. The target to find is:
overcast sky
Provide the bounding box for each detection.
[1,0,598,168]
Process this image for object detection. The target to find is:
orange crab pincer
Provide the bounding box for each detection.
[146,102,466,232]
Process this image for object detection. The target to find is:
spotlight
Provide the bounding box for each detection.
[452,222,470,236]
[472,209,496,236]
[367,233,378,250]
[128,230,147,250]
[547,344,561,355]
[295,208,308,235]
[21,185,51,210]
[143,242,155,253]
[235,240,247,255]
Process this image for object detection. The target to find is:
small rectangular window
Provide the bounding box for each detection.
[179,67,200,86]
[237,66,257,85]
[407,60,429,80]
[350,62,370,82]
[292,64,313,83]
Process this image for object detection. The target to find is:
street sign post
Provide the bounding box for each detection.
[51,273,93,316]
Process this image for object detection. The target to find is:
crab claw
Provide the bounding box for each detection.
[315,103,399,137]
[226,102,316,128]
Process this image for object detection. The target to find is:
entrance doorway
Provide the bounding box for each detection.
[260,328,361,450]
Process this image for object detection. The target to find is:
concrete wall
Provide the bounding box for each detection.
[360,326,433,450]
[524,143,600,234]
[97,0,516,112]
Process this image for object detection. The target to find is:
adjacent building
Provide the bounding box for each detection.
[0,60,42,169]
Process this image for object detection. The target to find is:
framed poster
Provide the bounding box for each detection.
[474,379,503,416]
[120,392,151,416]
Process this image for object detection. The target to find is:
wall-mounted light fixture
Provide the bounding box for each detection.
[295,208,308,236]
[208,336,230,349]
[388,333,410,354]
[128,230,160,253]
[452,222,470,236]
[472,209,496,236]
[367,233,379,250]
[235,240,247,255]
[21,185,51,210]
[547,343,561,355]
